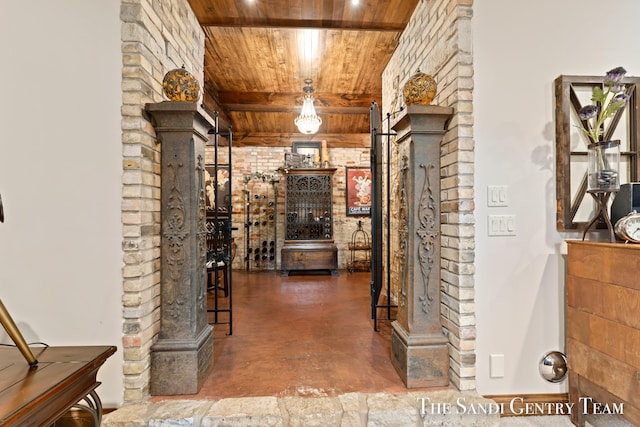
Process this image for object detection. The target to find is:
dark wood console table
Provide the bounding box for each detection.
[0,345,116,426]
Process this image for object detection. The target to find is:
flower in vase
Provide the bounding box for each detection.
[577,66,630,144]
[577,67,630,191]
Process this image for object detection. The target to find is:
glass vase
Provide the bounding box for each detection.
[587,140,620,191]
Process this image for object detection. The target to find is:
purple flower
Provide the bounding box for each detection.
[575,66,631,144]
[579,105,598,120]
[613,93,629,102]
[604,66,627,85]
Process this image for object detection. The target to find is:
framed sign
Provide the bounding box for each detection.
[346,167,372,216]
[284,152,305,168]
[292,141,321,157]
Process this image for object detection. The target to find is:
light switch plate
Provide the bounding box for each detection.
[488,214,516,236]
[490,354,505,378]
[487,185,508,207]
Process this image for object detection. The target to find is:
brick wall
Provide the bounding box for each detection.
[381,0,476,391]
[217,146,371,271]
[120,0,204,403]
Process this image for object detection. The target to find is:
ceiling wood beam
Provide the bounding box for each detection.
[202,82,233,131]
[222,104,370,115]
[200,20,405,32]
[218,91,376,114]
[233,132,370,148]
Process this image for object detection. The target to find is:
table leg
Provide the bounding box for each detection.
[71,390,103,426]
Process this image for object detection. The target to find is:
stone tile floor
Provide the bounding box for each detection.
[102,393,635,426]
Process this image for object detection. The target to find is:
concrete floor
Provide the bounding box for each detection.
[169,268,435,400]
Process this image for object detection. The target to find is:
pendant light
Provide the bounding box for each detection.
[294,79,322,134]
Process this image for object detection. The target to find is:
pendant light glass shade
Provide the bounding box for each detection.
[295,79,322,134]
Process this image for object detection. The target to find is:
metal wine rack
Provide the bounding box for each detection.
[244,177,279,271]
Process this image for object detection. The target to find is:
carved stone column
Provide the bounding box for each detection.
[145,101,214,395]
[390,104,453,388]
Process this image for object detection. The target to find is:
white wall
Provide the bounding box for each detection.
[0,2,123,405]
[473,0,640,395]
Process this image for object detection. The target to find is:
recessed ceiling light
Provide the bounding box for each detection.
[352,0,359,5]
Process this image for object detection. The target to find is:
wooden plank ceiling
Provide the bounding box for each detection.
[187,0,419,147]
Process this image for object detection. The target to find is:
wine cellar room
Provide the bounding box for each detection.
[206,139,373,277]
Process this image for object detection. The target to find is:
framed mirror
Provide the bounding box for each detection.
[292,141,321,167]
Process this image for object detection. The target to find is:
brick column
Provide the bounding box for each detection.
[145,101,214,395]
[390,105,453,388]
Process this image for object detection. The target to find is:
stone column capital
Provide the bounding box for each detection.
[145,101,215,142]
[392,104,453,141]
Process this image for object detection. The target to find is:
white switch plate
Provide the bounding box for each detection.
[487,185,508,207]
[490,354,505,378]
[488,214,516,236]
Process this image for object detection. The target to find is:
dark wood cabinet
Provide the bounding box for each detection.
[281,168,338,275]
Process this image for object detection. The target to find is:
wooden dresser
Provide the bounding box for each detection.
[566,241,640,426]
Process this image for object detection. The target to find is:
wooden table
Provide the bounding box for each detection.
[0,345,116,426]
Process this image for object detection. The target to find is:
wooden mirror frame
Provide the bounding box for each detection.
[555,75,640,231]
